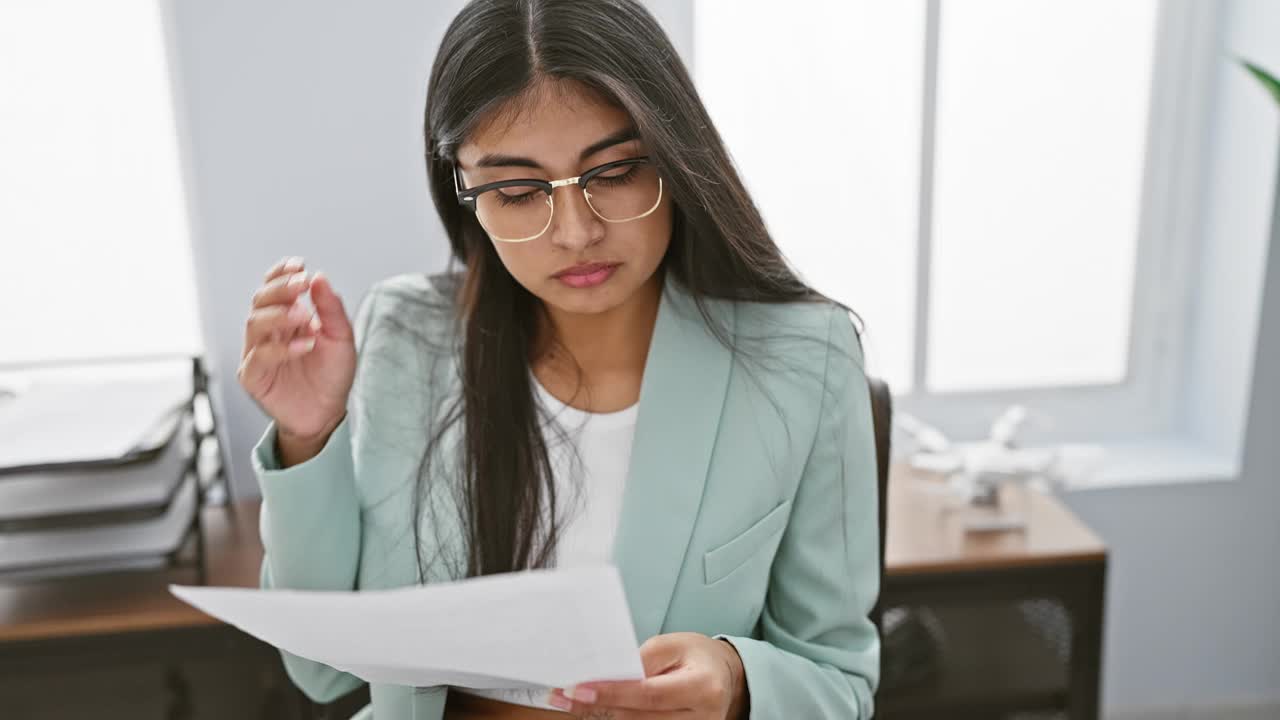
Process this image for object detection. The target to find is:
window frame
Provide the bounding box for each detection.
[891,0,1223,448]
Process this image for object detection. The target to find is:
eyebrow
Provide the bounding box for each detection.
[471,126,641,170]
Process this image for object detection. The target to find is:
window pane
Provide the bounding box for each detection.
[694,0,926,392]
[0,0,200,366]
[927,0,1158,391]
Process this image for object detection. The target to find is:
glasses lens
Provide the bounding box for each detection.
[474,184,551,241]
[584,161,662,222]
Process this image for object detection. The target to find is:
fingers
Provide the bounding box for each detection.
[255,255,308,308]
[545,687,681,719]
[307,271,354,341]
[237,335,315,396]
[549,633,724,715]
[243,257,322,365]
[263,255,305,283]
[252,268,312,310]
[553,673,699,714]
[244,302,320,355]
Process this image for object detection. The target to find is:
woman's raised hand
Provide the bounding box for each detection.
[238,256,358,447]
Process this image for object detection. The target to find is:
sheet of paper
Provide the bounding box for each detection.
[170,564,644,690]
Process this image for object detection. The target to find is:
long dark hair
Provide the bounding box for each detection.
[396,0,861,581]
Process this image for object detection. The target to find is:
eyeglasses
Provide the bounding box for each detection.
[454,156,664,243]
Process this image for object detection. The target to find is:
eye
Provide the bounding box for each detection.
[495,189,541,207]
[590,166,638,187]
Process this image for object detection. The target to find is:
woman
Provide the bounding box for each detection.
[238,1,880,718]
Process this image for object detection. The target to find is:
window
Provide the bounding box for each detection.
[0,0,200,367]
[927,1,1156,393]
[694,0,1209,448]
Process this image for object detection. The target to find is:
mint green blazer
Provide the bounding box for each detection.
[251,272,881,719]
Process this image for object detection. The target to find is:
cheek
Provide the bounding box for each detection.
[606,214,670,281]
[640,199,675,261]
[615,201,674,283]
[490,242,541,283]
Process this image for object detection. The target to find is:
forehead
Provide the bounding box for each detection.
[456,78,636,167]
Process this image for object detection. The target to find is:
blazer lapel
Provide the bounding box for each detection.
[611,276,735,642]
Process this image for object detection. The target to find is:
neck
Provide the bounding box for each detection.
[533,268,665,379]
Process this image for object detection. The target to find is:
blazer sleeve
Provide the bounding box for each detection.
[249,281,383,704]
[716,305,881,719]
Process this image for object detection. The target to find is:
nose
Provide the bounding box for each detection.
[547,181,604,251]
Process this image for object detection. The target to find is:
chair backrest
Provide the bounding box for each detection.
[866,377,892,635]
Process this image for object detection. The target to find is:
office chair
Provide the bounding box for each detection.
[866,377,892,654]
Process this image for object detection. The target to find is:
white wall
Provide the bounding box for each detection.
[1060,0,1280,712]
[161,0,456,502]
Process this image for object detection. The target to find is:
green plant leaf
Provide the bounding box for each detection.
[1241,58,1280,107]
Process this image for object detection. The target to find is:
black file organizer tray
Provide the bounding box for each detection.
[0,355,231,584]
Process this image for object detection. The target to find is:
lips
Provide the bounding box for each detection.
[554,262,619,278]
[554,262,620,289]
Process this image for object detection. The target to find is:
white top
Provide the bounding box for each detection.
[451,370,639,711]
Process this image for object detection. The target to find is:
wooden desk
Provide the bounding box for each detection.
[879,464,1108,720]
[0,500,344,720]
[2,475,1106,719]
[0,502,260,643]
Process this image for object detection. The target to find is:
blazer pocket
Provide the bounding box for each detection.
[703,499,793,585]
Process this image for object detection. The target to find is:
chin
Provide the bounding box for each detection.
[544,285,624,316]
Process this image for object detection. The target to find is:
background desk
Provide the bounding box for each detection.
[879,464,1108,720]
[0,500,344,720]
[0,471,1106,719]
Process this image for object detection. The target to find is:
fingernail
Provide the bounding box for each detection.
[546,692,572,710]
[288,337,316,354]
[309,314,322,332]
[286,256,305,268]
[288,271,308,287]
[567,685,597,703]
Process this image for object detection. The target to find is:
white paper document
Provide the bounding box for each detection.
[170,564,644,689]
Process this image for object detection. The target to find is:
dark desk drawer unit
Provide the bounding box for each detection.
[878,464,1108,720]
[880,560,1106,720]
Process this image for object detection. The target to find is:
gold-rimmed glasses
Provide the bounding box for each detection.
[454,157,664,243]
